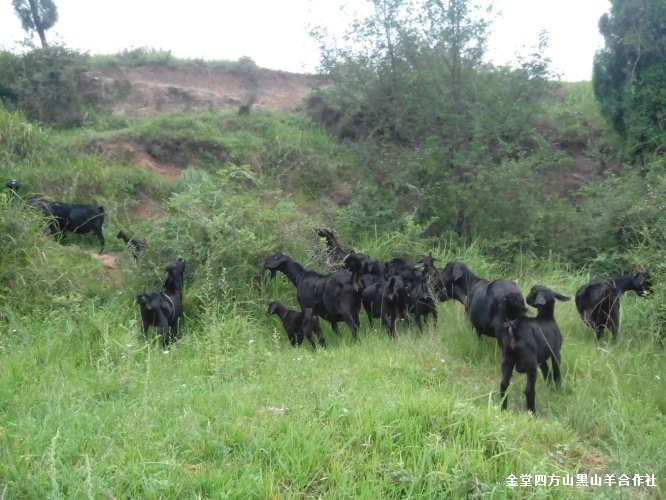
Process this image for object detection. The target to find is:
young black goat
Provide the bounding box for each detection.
[117,230,146,261]
[137,258,185,348]
[575,270,652,342]
[499,285,569,413]
[439,261,526,347]
[267,301,325,349]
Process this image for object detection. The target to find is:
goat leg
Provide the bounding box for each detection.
[551,355,562,387]
[525,367,538,413]
[499,359,515,410]
[305,332,317,350]
[159,317,170,348]
[314,322,326,348]
[96,231,105,254]
[381,312,395,338]
[539,361,551,383]
[343,314,360,341]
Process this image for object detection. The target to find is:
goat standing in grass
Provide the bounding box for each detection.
[264,251,363,340]
[267,301,324,349]
[137,258,185,348]
[499,285,569,413]
[439,261,526,347]
[575,270,652,342]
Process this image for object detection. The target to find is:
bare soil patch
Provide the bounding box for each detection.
[90,64,319,117]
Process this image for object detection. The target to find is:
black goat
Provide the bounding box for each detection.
[407,278,438,332]
[439,261,526,347]
[575,270,652,342]
[267,301,325,349]
[316,228,354,268]
[117,230,146,261]
[42,201,106,254]
[264,251,362,340]
[500,285,569,413]
[137,258,185,348]
[164,258,186,294]
[362,275,405,337]
[6,180,106,253]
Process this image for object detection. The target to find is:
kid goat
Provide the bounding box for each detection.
[499,285,569,413]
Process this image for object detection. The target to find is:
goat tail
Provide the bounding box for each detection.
[98,206,105,213]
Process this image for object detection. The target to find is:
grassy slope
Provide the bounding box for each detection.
[0,105,664,498]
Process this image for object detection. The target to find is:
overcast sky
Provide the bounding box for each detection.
[0,0,609,81]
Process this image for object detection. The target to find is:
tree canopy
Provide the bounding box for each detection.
[592,0,666,162]
[12,0,59,48]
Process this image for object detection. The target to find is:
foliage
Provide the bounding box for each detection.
[0,46,94,127]
[310,0,563,243]
[12,0,59,48]
[592,0,666,163]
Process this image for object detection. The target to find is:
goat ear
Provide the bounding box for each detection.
[554,292,570,302]
[452,265,464,282]
[267,302,278,315]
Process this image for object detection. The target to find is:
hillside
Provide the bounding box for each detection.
[0,56,664,498]
[84,63,612,202]
[88,63,319,117]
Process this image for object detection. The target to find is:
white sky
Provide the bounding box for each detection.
[0,0,609,81]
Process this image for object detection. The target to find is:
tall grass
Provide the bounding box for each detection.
[0,238,663,498]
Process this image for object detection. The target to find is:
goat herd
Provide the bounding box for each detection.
[264,228,653,413]
[3,181,654,413]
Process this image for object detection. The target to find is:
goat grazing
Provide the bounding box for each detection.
[4,181,105,252]
[263,251,362,339]
[439,261,526,347]
[117,230,146,261]
[575,270,652,342]
[137,258,185,348]
[267,301,325,349]
[40,201,106,253]
[500,285,569,413]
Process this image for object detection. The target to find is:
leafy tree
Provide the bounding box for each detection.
[12,0,59,49]
[311,0,558,242]
[593,0,666,162]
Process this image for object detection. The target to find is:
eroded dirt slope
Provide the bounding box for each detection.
[89,64,319,117]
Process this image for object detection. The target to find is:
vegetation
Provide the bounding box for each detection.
[0,0,664,495]
[12,0,59,48]
[593,0,666,162]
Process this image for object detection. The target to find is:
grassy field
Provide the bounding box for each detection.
[0,243,663,498]
[0,104,663,498]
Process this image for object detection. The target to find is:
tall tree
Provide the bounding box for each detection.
[593,0,666,162]
[12,0,59,49]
